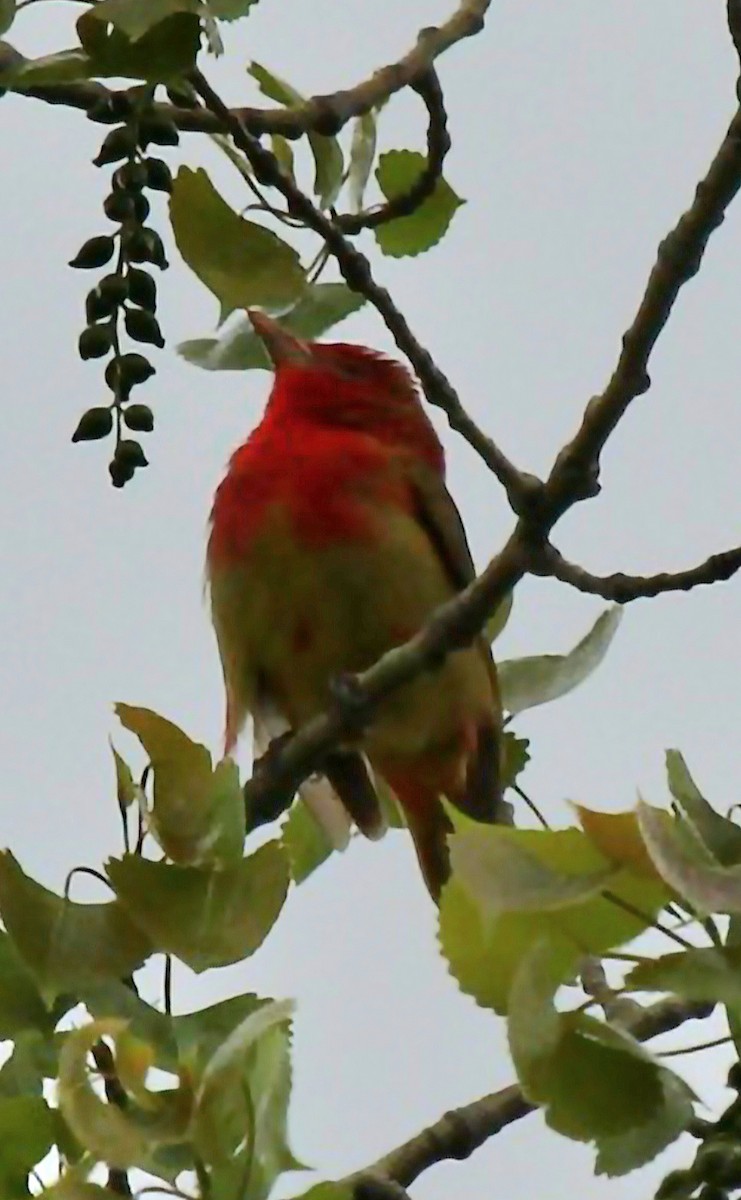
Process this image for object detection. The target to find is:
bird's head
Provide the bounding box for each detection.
[248,310,444,473]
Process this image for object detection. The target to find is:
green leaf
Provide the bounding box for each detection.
[0,852,151,1003]
[58,1020,193,1172]
[0,1096,55,1193]
[347,110,377,211]
[170,166,305,320]
[637,799,741,915]
[7,48,93,87]
[508,940,693,1174]
[666,749,741,865]
[270,134,295,182]
[501,731,530,791]
[106,842,289,971]
[499,606,622,715]
[88,0,201,41]
[439,827,668,1014]
[194,999,302,1199]
[625,945,741,1012]
[43,1172,117,1200]
[83,980,175,1061]
[449,825,615,913]
[374,150,464,257]
[173,993,269,1069]
[595,1068,694,1177]
[0,928,52,1037]
[178,282,365,371]
[0,2,15,38]
[116,705,245,866]
[0,1030,59,1098]
[77,10,200,81]
[577,805,665,882]
[208,0,260,16]
[249,62,344,207]
[282,802,334,884]
[110,740,137,812]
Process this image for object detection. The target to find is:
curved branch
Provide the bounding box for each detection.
[8,0,493,137]
[536,542,741,602]
[544,103,741,519]
[335,69,450,235]
[347,998,714,1195]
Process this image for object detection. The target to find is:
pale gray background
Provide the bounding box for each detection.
[3,2,741,1197]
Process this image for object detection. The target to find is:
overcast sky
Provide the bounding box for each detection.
[3,2,741,1197]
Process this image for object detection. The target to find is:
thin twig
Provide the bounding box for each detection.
[537,541,741,602]
[345,997,714,1193]
[10,0,493,137]
[91,1040,132,1196]
[543,103,741,520]
[336,69,450,234]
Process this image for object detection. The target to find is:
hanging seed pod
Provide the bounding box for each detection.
[69,235,116,269]
[79,324,114,360]
[124,404,154,432]
[72,407,114,442]
[143,157,173,193]
[126,268,156,312]
[93,125,138,167]
[124,308,164,347]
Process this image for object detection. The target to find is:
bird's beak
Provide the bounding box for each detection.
[247,310,313,368]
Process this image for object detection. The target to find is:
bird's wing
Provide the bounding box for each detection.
[406,458,506,824]
[405,459,477,591]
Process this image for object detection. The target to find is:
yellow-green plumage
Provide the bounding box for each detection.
[207,312,503,898]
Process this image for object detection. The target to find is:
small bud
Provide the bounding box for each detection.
[124,308,164,347]
[126,268,156,312]
[143,157,173,193]
[109,456,136,488]
[72,407,113,442]
[124,403,154,432]
[117,438,149,468]
[69,235,115,270]
[112,161,148,192]
[139,116,180,147]
[727,1062,741,1092]
[104,190,136,223]
[93,125,138,167]
[79,324,114,360]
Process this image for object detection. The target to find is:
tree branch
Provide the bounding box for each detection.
[7,0,493,138]
[346,998,714,1195]
[189,68,533,515]
[535,541,741,602]
[543,103,741,520]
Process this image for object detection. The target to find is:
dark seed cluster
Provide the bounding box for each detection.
[70,84,178,487]
[656,1064,741,1200]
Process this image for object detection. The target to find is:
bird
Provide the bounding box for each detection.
[206,310,504,898]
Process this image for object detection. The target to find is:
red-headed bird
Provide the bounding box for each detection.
[206,312,504,898]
